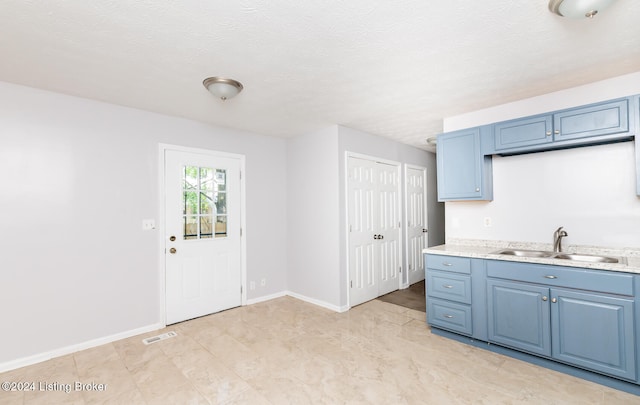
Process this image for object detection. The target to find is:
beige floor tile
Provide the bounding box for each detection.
[4,297,639,404]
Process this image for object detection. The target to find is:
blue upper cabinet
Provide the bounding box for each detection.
[492,97,633,155]
[494,114,553,151]
[437,126,493,201]
[554,98,629,142]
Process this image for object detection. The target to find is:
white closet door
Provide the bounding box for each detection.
[406,165,428,285]
[376,162,401,296]
[347,157,379,306]
[347,155,401,307]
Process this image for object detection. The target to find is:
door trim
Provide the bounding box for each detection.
[344,151,403,309]
[158,143,247,326]
[403,164,428,289]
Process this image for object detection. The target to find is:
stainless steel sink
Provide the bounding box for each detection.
[492,249,622,264]
[553,253,620,263]
[492,249,555,258]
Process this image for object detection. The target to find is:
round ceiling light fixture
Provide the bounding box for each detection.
[548,0,616,19]
[202,77,244,101]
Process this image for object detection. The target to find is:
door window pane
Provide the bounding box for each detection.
[215,216,227,238]
[182,166,228,239]
[200,216,213,239]
[184,216,198,240]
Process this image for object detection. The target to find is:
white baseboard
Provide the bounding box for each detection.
[285,291,349,313]
[0,323,164,374]
[245,291,287,305]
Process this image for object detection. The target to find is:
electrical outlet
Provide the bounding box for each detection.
[142,219,156,230]
[483,217,492,227]
[250,281,256,290]
[260,278,266,287]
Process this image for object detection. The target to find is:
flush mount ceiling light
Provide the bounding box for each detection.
[548,0,616,18]
[202,77,243,101]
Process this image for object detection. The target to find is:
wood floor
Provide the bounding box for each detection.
[377,280,425,312]
[1,296,637,404]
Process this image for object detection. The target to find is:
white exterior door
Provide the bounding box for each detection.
[405,165,428,285]
[165,149,242,324]
[347,155,401,307]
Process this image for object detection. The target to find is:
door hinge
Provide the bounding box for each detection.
[399,266,402,273]
[349,224,352,232]
[398,221,401,228]
[241,285,243,294]
[240,227,243,237]
[240,170,242,180]
[350,280,353,288]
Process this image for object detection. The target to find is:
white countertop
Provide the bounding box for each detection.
[423,238,640,274]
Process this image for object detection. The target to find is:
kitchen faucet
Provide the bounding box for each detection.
[553,226,568,252]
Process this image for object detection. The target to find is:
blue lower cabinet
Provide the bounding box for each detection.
[551,288,636,381]
[427,254,640,388]
[487,279,551,357]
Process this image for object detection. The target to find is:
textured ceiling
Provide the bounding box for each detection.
[1,1,639,151]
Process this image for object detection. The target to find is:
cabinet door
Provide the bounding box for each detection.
[554,98,629,142]
[494,114,553,151]
[436,127,492,201]
[487,279,551,356]
[551,288,636,381]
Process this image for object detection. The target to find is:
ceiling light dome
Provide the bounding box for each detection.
[548,0,616,18]
[202,77,243,101]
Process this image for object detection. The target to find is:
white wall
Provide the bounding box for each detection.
[286,126,341,309]
[443,72,640,248]
[0,81,287,367]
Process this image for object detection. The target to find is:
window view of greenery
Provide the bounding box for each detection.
[183,166,227,239]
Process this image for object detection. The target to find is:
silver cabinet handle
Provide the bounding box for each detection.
[546,131,552,136]
[542,296,548,301]
[475,188,480,192]
[442,285,453,289]
[442,262,453,267]
[554,130,560,134]
[544,275,557,279]
[443,314,454,319]
[551,298,557,303]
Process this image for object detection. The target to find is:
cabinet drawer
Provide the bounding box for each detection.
[427,298,472,335]
[426,255,471,274]
[427,270,471,304]
[486,260,633,296]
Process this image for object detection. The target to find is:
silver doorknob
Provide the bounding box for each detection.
[542,296,548,301]
[551,298,557,303]
[169,247,177,254]
[169,236,176,241]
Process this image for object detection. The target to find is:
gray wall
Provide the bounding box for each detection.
[0,81,287,366]
[286,127,342,308]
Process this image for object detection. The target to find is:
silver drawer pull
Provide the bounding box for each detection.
[442,262,453,267]
[544,275,558,279]
[442,285,454,289]
[443,314,454,319]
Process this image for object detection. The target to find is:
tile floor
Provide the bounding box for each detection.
[1,296,638,404]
